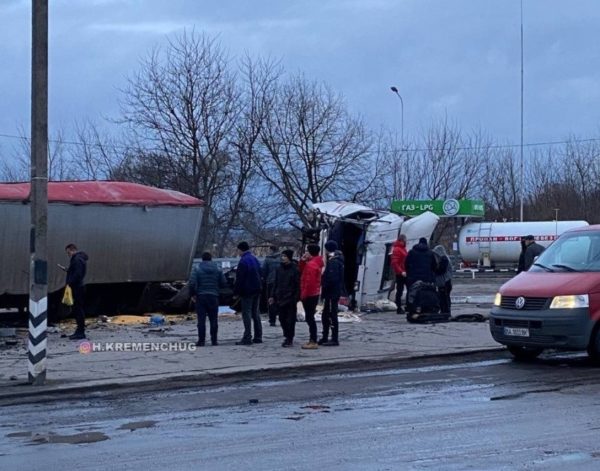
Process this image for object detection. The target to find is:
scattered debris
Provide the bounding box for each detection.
[118,420,156,431]
[149,314,166,326]
[0,328,16,337]
[301,405,330,411]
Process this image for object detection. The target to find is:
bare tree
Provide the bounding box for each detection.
[256,74,373,227]
[116,31,240,250]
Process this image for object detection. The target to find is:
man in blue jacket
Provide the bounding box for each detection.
[234,241,263,345]
[189,252,227,346]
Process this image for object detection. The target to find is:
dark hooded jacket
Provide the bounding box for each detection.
[189,261,227,297]
[524,242,545,271]
[262,251,281,286]
[321,251,345,299]
[66,251,88,287]
[272,261,300,307]
[405,242,437,284]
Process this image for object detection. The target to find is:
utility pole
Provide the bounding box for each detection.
[28,0,49,386]
[519,0,525,222]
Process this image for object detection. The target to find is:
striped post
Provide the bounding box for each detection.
[28,296,48,384]
[28,0,49,385]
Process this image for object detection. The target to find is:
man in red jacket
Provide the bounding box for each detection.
[391,234,408,314]
[298,244,324,349]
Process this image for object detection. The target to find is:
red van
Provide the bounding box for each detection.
[489,225,600,360]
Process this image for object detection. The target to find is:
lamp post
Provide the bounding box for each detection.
[390,86,404,200]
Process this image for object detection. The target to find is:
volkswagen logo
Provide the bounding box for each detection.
[515,297,526,310]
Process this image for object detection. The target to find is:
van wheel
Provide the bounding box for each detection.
[587,326,600,362]
[508,346,543,361]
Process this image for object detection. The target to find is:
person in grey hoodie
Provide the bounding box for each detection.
[433,245,453,315]
[262,245,281,326]
[189,252,227,346]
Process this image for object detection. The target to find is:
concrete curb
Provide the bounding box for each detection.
[0,346,506,406]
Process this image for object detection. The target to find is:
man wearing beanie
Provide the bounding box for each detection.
[320,240,345,346]
[270,249,300,347]
[234,241,263,345]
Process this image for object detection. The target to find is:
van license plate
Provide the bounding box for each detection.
[504,327,529,337]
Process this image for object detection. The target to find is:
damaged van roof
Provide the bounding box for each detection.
[311,201,383,219]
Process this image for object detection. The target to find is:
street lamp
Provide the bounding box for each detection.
[390,86,405,200]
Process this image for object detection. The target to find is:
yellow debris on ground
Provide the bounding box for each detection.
[108,315,150,325]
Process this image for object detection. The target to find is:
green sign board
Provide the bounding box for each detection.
[390,199,485,217]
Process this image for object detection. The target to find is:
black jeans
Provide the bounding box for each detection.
[241,294,262,342]
[395,274,406,312]
[266,283,278,324]
[278,302,297,342]
[302,296,319,342]
[196,294,219,344]
[321,296,339,342]
[438,281,452,314]
[72,285,86,334]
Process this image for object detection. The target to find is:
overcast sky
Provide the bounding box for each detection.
[2,0,600,154]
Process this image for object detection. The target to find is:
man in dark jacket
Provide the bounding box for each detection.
[189,252,227,346]
[64,243,89,340]
[234,241,263,345]
[319,240,345,347]
[405,237,437,286]
[270,249,300,347]
[262,245,281,326]
[517,237,527,273]
[523,235,545,271]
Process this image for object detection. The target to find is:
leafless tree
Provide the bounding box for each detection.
[255,74,373,227]
[116,31,240,250]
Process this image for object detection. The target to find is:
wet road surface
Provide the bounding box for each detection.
[2,352,600,470]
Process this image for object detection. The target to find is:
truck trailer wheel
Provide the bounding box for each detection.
[507,345,543,361]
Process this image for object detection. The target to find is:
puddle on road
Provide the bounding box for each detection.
[27,431,110,445]
[6,431,32,438]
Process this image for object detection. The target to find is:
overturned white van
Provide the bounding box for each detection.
[310,202,439,310]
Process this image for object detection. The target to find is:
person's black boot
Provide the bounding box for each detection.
[69,331,86,340]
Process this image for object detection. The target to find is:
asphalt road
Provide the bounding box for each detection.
[2,352,600,471]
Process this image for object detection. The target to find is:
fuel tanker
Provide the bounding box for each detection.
[458,220,589,266]
[0,181,203,316]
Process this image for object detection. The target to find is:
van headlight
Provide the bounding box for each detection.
[493,293,502,306]
[549,294,589,309]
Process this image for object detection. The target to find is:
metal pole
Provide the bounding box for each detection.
[391,87,404,200]
[28,0,49,386]
[519,0,525,222]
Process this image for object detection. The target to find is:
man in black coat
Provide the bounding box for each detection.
[270,249,300,347]
[405,237,437,286]
[523,235,545,271]
[319,240,345,347]
[64,243,89,340]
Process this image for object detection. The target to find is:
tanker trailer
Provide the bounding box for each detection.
[458,220,589,267]
[0,181,203,316]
